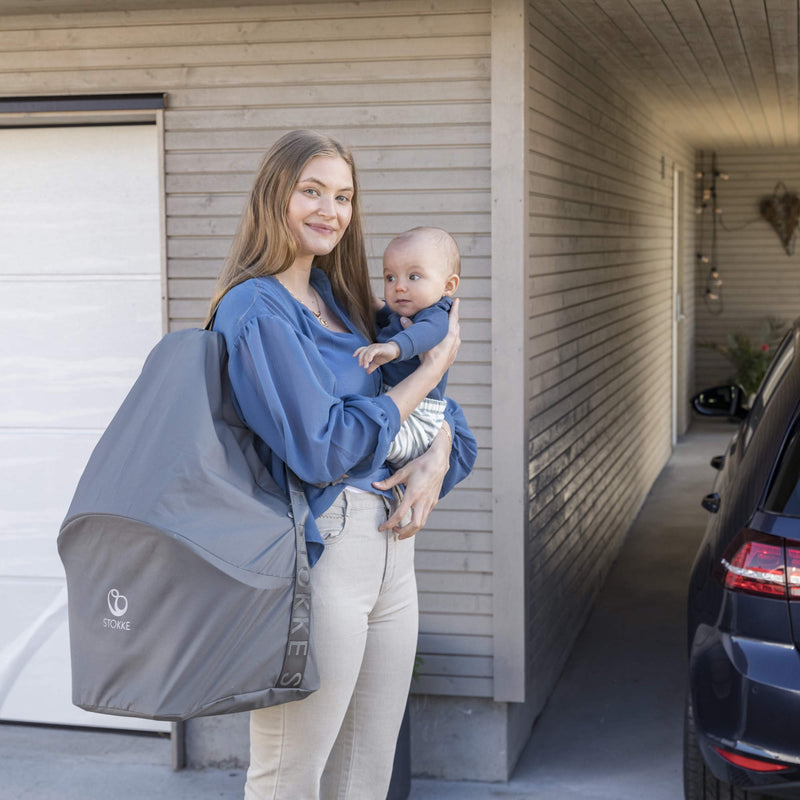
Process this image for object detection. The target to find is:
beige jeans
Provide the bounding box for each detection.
[244,489,418,800]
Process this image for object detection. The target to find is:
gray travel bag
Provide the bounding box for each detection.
[57,327,318,721]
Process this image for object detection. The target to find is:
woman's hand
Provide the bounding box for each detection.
[372,422,452,539]
[417,298,461,383]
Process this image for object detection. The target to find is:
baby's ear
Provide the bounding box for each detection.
[443,274,460,296]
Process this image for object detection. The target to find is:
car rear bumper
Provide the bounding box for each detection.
[690,622,800,793]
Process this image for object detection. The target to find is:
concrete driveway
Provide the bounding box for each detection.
[0,421,732,800]
[410,420,733,799]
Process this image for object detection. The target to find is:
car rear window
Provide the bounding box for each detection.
[764,417,800,515]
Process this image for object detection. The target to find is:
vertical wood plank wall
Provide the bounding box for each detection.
[694,149,800,391]
[525,1,695,711]
[0,0,493,698]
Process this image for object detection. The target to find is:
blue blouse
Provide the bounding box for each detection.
[213,269,477,565]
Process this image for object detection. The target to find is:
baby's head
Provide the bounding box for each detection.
[382,227,460,318]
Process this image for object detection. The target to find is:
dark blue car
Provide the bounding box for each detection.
[686,324,800,799]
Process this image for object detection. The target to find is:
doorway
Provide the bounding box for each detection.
[672,166,687,443]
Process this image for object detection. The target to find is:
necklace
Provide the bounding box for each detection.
[278,279,329,327]
[310,300,330,328]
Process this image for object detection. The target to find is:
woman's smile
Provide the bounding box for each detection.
[306,222,337,234]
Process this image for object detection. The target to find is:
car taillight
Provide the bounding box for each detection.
[712,746,790,772]
[720,529,800,600]
[787,547,800,599]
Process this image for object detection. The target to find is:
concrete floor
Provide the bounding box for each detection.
[410,419,734,799]
[0,421,733,800]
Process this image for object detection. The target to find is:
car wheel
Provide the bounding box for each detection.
[684,693,774,800]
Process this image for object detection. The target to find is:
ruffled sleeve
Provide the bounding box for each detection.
[226,314,402,485]
[441,398,478,497]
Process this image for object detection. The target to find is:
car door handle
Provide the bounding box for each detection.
[710,455,725,470]
[702,493,720,513]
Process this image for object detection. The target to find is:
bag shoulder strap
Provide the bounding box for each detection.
[210,311,313,688]
[278,469,312,689]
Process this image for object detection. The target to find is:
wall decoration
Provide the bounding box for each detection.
[760,182,800,256]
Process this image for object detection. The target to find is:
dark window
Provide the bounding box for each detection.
[0,94,164,114]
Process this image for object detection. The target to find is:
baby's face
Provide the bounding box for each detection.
[382,237,455,318]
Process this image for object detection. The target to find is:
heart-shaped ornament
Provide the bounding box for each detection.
[760,182,800,255]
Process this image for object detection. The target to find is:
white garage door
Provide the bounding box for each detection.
[0,124,168,732]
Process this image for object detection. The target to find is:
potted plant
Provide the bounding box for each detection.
[699,317,786,397]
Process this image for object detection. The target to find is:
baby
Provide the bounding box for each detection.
[354,226,461,468]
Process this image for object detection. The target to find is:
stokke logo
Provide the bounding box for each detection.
[107,589,128,617]
[103,589,131,631]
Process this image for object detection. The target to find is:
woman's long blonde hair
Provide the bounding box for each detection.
[206,129,374,339]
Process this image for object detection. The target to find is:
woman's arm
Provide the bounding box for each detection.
[439,398,478,497]
[222,313,401,485]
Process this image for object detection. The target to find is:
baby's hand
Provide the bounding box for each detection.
[353,342,401,374]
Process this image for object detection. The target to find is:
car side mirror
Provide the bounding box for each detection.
[691,385,749,420]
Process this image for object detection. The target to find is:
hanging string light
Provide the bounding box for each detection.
[696,151,725,314]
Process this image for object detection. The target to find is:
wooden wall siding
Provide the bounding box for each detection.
[526,2,695,707]
[0,0,493,698]
[6,0,800,149]
[694,149,800,393]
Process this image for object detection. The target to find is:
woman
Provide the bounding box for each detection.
[208,130,476,800]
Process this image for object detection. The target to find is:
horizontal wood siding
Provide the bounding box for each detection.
[0,0,492,697]
[526,1,695,711]
[694,149,800,392]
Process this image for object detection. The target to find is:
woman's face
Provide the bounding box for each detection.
[286,155,354,265]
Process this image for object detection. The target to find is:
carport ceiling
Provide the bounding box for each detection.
[0,0,796,148]
[540,0,799,148]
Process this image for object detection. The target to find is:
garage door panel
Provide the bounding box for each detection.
[0,278,161,429]
[0,432,99,578]
[0,126,160,277]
